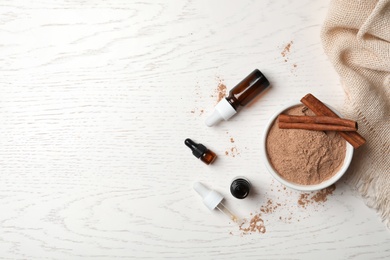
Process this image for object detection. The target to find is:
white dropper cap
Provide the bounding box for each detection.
[205,98,237,127]
[193,182,242,224]
[193,182,223,210]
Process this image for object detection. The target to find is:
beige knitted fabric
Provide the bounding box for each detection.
[321,0,390,228]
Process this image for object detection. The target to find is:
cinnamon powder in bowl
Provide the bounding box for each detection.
[262,103,353,191]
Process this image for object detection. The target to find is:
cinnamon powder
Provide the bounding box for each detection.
[216,83,227,103]
[239,214,266,234]
[281,41,293,57]
[298,184,336,208]
[266,105,346,185]
[235,184,337,235]
[281,40,293,62]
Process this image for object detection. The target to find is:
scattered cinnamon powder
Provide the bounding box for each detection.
[225,132,239,156]
[312,184,336,203]
[229,146,239,157]
[298,185,336,208]
[239,214,266,234]
[225,132,240,157]
[216,83,227,103]
[190,109,204,115]
[191,83,206,116]
[233,183,337,236]
[281,41,293,58]
[260,199,279,214]
[238,199,280,235]
[266,105,346,185]
[298,193,310,207]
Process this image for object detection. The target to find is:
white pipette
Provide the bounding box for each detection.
[193,182,241,224]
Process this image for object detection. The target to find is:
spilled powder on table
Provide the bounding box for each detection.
[291,63,298,75]
[189,110,204,116]
[216,82,227,103]
[239,214,266,234]
[190,82,205,116]
[238,199,280,235]
[281,40,293,62]
[209,77,227,104]
[194,78,226,116]
[232,182,337,236]
[224,132,239,157]
[280,40,298,74]
[229,146,239,157]
[190,109,204,115]
[298,184,336,208]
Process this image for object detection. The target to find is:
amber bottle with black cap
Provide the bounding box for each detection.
[185,138,217,165]
[205,69,270,127]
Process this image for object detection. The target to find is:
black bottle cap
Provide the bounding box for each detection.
[230,177,251,199]
[185,138,207,158]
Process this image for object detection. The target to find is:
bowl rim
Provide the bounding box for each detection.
[261,102,354,191]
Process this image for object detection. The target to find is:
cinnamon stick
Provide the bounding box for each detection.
[278,122,356,132]
[278,114,357,129]
[300,94,366,149]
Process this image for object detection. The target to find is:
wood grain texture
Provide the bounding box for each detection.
[0,0,389,259]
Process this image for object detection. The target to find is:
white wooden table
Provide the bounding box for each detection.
[0,0,389,259]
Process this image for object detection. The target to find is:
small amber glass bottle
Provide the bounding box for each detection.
[206,69,270,126]
[185,138,217,165]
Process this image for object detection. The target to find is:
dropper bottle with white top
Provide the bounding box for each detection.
[193,182,241,224]
[205,69,270,127]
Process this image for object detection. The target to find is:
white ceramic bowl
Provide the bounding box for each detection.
[261,103,354,191]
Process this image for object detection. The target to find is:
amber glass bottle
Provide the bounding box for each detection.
[206,69,270,126]
[185,138,217,165]
[226,69,269,110]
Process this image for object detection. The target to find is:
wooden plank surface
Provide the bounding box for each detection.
[0,0,389,259]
